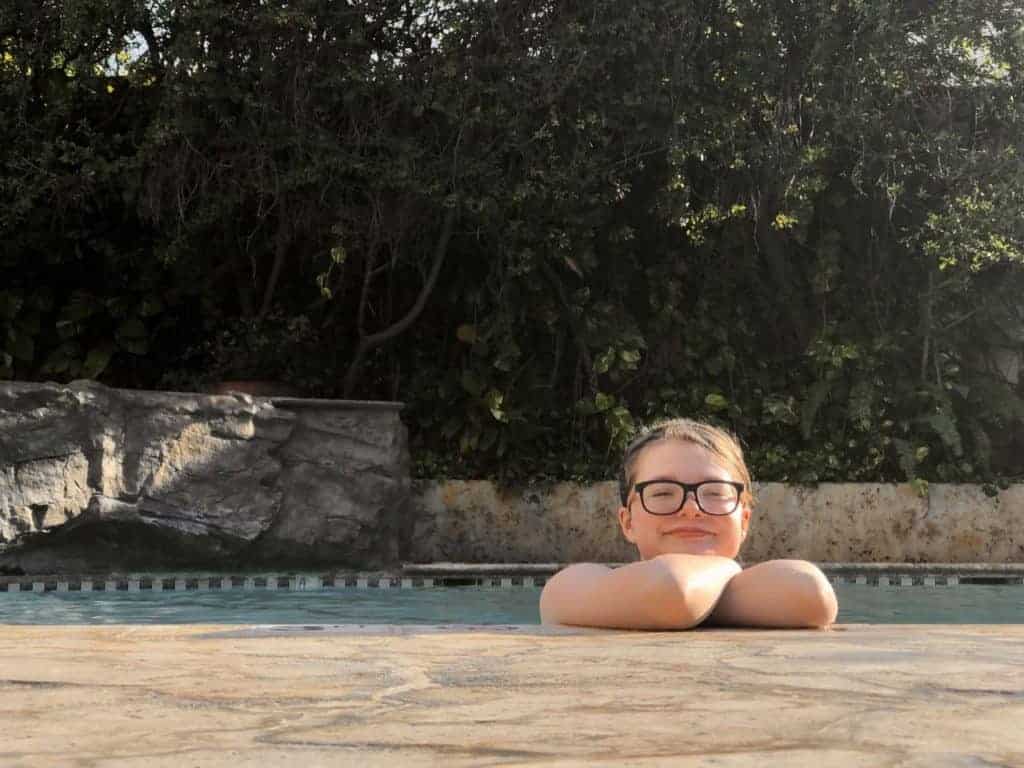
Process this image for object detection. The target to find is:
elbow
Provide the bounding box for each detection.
[646,558,704,630]
[800,575,839,628]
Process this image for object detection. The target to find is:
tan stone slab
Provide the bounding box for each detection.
[1,624,1023,767]
[922,484,1024,562]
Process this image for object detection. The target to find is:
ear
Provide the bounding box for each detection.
[739,502,752,539]
[617,504,637,544]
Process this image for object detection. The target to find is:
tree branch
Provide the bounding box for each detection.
[343,205,456,396]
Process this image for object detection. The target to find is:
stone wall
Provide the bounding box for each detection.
[410,480,1024,564]
[2,382,1021,572]
[0,382,410,572]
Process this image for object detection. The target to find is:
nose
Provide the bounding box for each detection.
[678,491,705,518]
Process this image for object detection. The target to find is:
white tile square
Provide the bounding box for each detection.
[878,576,890,587]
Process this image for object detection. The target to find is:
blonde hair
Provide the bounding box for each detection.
[618,418,755,508]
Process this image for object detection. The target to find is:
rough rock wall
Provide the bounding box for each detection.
[409,480,1024,564]
[0,382,409,572]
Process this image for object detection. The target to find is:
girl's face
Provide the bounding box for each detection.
[617,439,751,560]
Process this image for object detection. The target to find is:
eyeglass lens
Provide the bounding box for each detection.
[641,481,739,515]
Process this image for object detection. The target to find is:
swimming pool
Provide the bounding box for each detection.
[1,583,1021,624]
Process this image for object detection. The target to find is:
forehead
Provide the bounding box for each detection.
[632,439,735,483]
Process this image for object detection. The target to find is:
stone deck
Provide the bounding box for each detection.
[1,623,1022,766]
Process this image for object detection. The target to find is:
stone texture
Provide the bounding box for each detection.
[741,483,929,563]
[410,480,635,563]
[410,480,1024,565]
[918,484,1024,562]
[0,382,409,572]
[0,623,1022,766]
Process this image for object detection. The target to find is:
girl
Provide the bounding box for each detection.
[540,418,838,629]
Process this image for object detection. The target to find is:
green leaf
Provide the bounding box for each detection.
[63,293,98,322]
[40,343,77,374]
[118,336,148,355]
[704,393,728,411]
[456,324,478,344]
[460,370,483,396]
[10,333,33,362]
[81,345,115,378]
[116,317,147,339]
[493,340,521,372]
[139,297,164,317]
[594,348,615,374]
[485,389,507,422]
[0,291,22,320]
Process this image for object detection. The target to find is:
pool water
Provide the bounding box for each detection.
[0,584,1021,625]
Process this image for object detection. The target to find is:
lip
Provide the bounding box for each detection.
[663,527,715,538]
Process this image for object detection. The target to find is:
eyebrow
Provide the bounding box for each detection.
[637,474,732,483]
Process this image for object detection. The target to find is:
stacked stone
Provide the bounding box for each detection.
[0,381,409,573]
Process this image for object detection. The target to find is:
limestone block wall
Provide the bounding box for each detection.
[409,480,1024,565]
[0,382,409,572]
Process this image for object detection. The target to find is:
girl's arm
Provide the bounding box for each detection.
[539,553,742,629]
[704,559,838,628]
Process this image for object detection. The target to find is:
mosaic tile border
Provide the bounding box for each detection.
[1,563,1021,593]
[0,574,549,593]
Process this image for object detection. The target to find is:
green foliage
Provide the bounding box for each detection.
[3,0,1024,486]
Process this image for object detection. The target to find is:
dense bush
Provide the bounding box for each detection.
[2,0,1023,486]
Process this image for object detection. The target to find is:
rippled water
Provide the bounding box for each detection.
[0,584,1021,625]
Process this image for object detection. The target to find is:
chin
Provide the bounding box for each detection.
[657,538,725,557]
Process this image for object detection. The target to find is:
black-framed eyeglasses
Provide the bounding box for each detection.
[632,480,744,516]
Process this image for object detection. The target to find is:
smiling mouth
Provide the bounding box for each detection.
[664,530,714,538]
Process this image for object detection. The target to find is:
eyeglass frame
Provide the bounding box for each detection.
[630,479,745,516]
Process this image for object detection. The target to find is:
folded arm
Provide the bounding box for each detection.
[539,554,742,630]
[704,559,838,628]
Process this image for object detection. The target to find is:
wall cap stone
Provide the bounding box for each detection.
[271,397,403,411]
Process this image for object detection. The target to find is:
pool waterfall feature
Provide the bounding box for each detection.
[2,381,1023,574]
